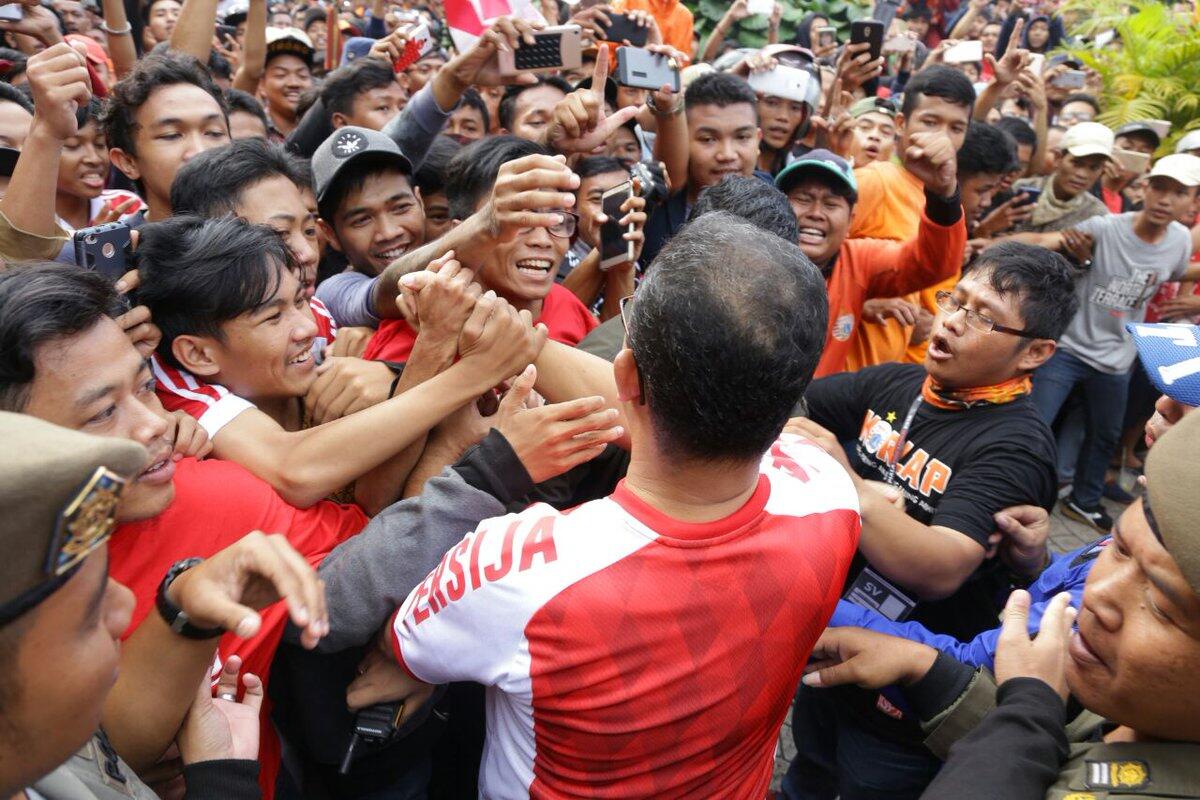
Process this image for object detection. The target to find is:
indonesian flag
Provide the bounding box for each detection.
[443,0,546,52]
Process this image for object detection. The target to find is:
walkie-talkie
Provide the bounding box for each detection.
[338,702,403,775]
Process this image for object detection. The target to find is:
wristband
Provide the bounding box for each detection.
[156,558,224,640]
[101,20,132,35]
[647,92,684,117]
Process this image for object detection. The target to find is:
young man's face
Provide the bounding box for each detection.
[899,94,971,155]
[507,84,566,142]
[305,21,327,52]
[576,169,629,249]
[23,317,176,521]
[1,548,135,789]
[1068,499,1200,741]
[53,0,89,33]
[110,83,230,212]
[852,110,896,164]
[959,171,1003,222]
[145,0,181,42]
[57,119,108,201]
[334,81,406,131]
[446,104,486,144]
[422,189,453,241]
[785,176,852,267]
[1053,152,1107,199]
[480,85,504,133]
[261,54,313,117]
[924,270,1050,389]
[473,194,568,306]
[1056,100,1095,127]
[235,174,320,299]
[0,99,32,148]
[198,267,320,400]
[686,102,761,192]
[757,94,808,151]
[404,55,446,94]
[229,109,268,140]
[324,169,425,276]
[980,23,1000,52]
[1142,176,1197,228]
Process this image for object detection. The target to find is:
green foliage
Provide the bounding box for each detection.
[1061,0,1200,153]
[688,0,870,51]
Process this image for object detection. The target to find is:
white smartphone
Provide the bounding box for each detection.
[1027,52,1045,75]
[943,40,983,63]
[747,65,815,105]
[0,3,22,21]
[747,0,775,16]
[883,34,917,53]
[815,25,838,48]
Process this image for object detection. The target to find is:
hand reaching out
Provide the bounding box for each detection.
[801,627,938,688]
[177,656,265,765]
[25,41,90,140]
[904,131,958,198]
[985,18,1029,85]
[545,46,642,154]
[457,291,548,382]
[482,153,580,242]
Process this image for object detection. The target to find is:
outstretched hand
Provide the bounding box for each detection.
[546,46,643,154]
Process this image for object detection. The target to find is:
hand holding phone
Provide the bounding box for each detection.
[849,19,885,63]
[597,12,649,47]
[390,23,434,73]
[943,40,982,63]
[74,222,133,281]
[615,47,680,92]
[497,24,584,75]
[599,181,635,270]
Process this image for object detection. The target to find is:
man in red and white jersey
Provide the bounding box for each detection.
[389,213,861,797]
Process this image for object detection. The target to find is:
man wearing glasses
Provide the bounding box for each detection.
[784,242,1078,798]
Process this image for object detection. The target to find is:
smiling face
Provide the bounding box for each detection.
[325,168,425,277]
[785,175,852,268]
[262,54,313,118]
[758,93,808,151]
[57,119,108,201]
[23,318,176,521]
[472,194,567,306]
[1069,499,1200,740]
[686,102,761,194]
[235,174,320,299]
[576,169,629,249]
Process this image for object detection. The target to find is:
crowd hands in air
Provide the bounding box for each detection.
[4,0,1200,797]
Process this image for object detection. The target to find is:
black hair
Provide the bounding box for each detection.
[993,115,1037,151]
[208,50,232,81]
[224,87,270,129]
[141,0,180,24]
[303,5,326,31]
[295,85,321,120]
[171,138,310,218]
[627,212,826,461]
[684,71,758,115]
[689,175,799,243]
[1060,92,1100,116]
[498,76,571,132]
[0,264,124,412]
[963,241,1078,341]
[0,81,32,115]
[443,135,550,220]
[459,87,490,131]
[413,135,462,198]
[957,121,1018,179]
[320,58,396,118]
[900,65,976,117]
[574,155,625,181]
[318,153,414,223]
[100,51,228,157]
[135,216,293,370]
[73,97,103,132]
[0,48,28,84]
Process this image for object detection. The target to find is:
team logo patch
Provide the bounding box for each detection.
[333,130,366,158]
[1086,759,1150,790]
[832,313,854,341]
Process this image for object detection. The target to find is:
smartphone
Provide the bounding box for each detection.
[1146,119,1172,140]
[497,24,583,75]
[599,181,634,270]
[1114,148,1151,175]
[598,12,649,47]
[1027,52,1045,75]
[1016,187,1041,206]
[849,19,885,63]
[0,3,22,21]
[816,26,837,48]
[746,0,775,15]
[1051,68,1086,89]
[883,35,916,53]
[944,39,983,63]
[747,64,816,105]
[215,23,237,41]
[392,22,434,73]
[615,47,680,92]
[73,222,132,282]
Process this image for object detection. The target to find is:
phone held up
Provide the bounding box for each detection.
[615,47,680,93]
[597,13,648,48]
[849,19,885,63]
[599,181,635,271]
[496,24,583,76]
[73,222,133,283]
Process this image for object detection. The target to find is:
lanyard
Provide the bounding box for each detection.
[885,393,924,488]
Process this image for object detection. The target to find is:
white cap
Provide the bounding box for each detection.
[265,26,314,59]
[1150,153,1200,187]
[1176,130,1200,155]
[1061,122,1115,159]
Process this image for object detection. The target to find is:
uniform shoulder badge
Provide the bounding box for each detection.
[47,466,125,576]
[1086,759,1150,790]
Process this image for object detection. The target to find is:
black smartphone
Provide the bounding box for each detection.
[73,222,132,281]
[615,47,680,92]
[1016,187,1041,206]
[599,181,634,270]
[850,19,885,63]
[598,12,649,47]
[215,23,237,41]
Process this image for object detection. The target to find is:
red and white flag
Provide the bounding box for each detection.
[443,0,546,52]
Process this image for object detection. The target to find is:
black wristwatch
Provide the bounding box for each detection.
[155,557,224,640]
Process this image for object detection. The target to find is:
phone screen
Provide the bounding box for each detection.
[600,183,633,268]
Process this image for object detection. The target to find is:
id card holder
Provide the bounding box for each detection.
[844,566,917,621]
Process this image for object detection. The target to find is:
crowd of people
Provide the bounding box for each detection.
[2,0,1200,797]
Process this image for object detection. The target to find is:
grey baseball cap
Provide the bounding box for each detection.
[312,126,414,202]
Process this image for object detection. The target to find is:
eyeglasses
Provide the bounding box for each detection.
[1057,112,1094,124]
[518,210,578,238]
[619,294,635,341]
[934,291,1036,338]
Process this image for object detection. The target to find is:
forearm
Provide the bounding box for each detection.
[382,81,453,172]
[1030,104,1048,177]
[104,613,220,772]
[374,214,490,317]
[599,263,635,322]
[972,80,1007,121]
[100,0,137,78]
[947,7,977,38]
[699,15,732,63]
[999,230,1062,250]
[233,0,266,92]
[562,248,604,307]
[0,123,65,238]
[653,104,688,193]
[169,0,220,61]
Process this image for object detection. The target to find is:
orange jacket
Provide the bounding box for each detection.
[815,208,966,378]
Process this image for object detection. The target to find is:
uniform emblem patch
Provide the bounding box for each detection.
[1086,759,1150,790]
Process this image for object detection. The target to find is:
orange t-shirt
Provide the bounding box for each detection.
[611,0,694,61]
[843,160,928,372]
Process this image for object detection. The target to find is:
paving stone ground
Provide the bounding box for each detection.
[767,497,1122,792]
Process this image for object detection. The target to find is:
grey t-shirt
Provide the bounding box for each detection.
[1059,213,1190,374]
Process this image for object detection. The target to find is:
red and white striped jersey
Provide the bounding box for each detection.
[152,298,338,436]
[391,434,861,799]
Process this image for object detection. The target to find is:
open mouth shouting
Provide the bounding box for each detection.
[797,226,828,246]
